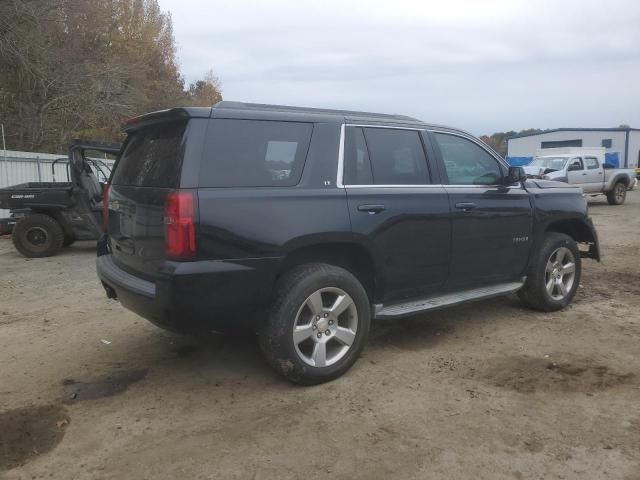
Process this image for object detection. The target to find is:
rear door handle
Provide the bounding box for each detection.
[455,202,477,211]
[358,204,386,214]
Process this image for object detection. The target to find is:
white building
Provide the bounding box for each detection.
[506,128,640,168]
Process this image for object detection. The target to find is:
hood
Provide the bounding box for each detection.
[526,179,580,190]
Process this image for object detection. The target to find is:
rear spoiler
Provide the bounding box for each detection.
[69,139,122,156]
[124,107,212,133]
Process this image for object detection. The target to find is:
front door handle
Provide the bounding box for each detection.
[455,202,477,211]
[358,204,386,214]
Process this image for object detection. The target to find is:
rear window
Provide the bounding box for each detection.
[199,119,313,187]
[111,120,187,188]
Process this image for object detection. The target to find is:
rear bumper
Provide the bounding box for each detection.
[96,253,280,333]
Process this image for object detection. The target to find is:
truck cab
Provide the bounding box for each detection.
[524,147,637,204]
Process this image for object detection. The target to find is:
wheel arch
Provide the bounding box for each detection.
[613,175,630,187]
[276,241,379,303]
[545,218,600,261]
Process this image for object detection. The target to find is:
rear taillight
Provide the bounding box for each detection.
[102,184,110,232]
[164,190,196,260]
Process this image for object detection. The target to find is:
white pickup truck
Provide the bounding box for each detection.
[523,147,637,205]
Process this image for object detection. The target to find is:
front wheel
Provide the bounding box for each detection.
[518,233,581,312]
[606,182,626,205]
[259,263,371,385]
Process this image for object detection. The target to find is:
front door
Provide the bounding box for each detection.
[343,126,451,303]
[567,157,586,186]
[429,131,533,289]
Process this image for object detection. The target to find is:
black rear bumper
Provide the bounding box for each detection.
[96,253,280,333]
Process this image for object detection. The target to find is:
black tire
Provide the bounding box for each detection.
[259,263,371,385]
[11,214,64,258]
[606,182,626,205]
[63,235,76,247]
[518,233,581,312]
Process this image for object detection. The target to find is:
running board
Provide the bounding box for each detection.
[373,281,525,320]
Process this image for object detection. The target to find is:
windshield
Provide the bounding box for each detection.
[530,156,568,170]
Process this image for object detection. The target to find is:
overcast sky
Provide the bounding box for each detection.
[161,0,640,135]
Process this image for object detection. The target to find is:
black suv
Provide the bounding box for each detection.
[97,101,600,384]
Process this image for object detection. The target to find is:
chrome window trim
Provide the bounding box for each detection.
[338,123,431,188]
[336,123,519,189]
[336,123,346,188]
[345,184,445,189]
[346,124,427,131]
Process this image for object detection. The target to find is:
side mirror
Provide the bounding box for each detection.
[507,166,527,184]
[568,163,582,171]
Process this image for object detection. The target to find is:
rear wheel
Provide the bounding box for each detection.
[518,233,581,311]
[12,214,64,258]
[259,263,371,385]
[606,182,626,205]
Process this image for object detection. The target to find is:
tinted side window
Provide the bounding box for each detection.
[585,157,599,169]
[344,127,373,185]
[112,120,187,188]
[200,119,313,187]
[433,133,503,185]
[363,128,430,185]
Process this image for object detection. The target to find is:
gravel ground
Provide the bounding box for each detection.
[1,191,639,480]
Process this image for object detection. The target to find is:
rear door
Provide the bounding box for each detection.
[107,119,192,278]
[430,131,532,289]
[583,156,604,192]
[343,125,451,303]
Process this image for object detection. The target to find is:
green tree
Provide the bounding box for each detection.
[0,0,222,153]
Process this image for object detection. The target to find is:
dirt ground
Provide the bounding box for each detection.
[1,191,639,480]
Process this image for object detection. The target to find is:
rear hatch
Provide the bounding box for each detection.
[106,117,191,278]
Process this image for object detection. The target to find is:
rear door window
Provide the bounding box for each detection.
[585,157,599,169]
[344,127,373,185]
[200,119,313,187]
[361,128,430,185]
[112,120,187,188]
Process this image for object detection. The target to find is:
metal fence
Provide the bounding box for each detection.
[0,149,114,218]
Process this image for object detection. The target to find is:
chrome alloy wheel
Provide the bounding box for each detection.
[545,247,576,301]
[292,287,359,367]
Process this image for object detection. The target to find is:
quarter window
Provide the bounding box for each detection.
[362,128,430,185]
[433,133,503,185]
[200,119,313,187]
